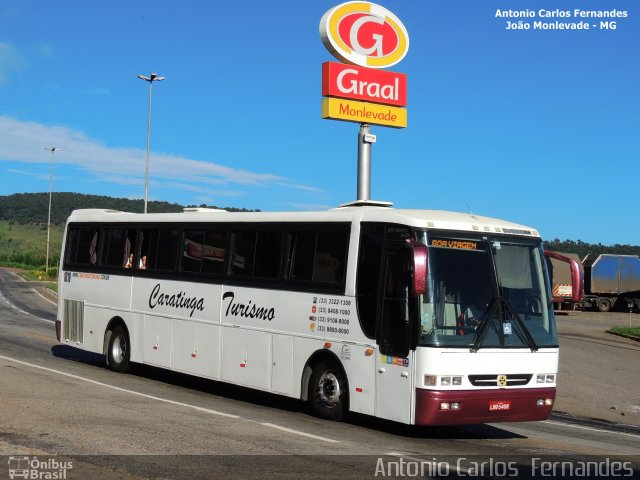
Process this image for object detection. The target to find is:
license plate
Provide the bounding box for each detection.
[489,400,511,412]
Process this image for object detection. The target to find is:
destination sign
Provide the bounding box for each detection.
[430,239,479,250]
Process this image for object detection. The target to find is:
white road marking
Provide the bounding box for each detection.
[542,420,640,439]
[260,422,340,443]
[0,272,55,323]
[0,353,344,446]
[0,354,240,419]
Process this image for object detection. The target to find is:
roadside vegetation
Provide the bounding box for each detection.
[544,239,640,258]
[0,192,259,279]
[608,326,640,340]
[18,268,58,293]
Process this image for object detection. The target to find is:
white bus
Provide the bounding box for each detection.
[56,206,571,426]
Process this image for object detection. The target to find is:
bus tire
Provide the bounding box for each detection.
[106,325,130,373]
[309,361,347,421]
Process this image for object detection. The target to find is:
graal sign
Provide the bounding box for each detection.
[319,1,409,69]
[320,1,409,128]
[322,61,407,106]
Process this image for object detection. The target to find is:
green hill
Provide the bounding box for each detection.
[0,192,257,270]
[0,192,243,226]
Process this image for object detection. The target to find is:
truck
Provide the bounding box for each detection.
[544,250,584,312]
[579,254,640,312]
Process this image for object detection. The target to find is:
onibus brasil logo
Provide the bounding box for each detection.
[8,456,73,479]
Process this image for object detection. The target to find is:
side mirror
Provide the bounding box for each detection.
[544,250,584,302]
[406,239,428,295]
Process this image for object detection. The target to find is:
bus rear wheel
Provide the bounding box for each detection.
[107,325,130,373]
[309,362,347,421]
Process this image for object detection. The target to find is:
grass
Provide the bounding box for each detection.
[0,220,63,251]
[609,325,640,340]
[0,220,63,267]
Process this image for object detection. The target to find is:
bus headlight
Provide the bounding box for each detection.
[424,375,463,387]
[537,374,555,384]
[440,376,462,386]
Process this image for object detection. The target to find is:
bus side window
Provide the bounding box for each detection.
[290,228,348,285]
[156,229,179,272]
[290,230,316,281]
[66,227,99,267]
[231,230,256,277]
[253,231,283,278]
[314,230,348,284]
[201,229,226,275]
[138,229,159,271]
[101,228,128,268]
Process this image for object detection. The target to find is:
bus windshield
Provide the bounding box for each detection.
[416,231,556,349]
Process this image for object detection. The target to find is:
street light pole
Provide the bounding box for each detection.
[45,146,60,273]
[137,72,165,214]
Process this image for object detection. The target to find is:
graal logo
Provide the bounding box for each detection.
[8,456,73,479]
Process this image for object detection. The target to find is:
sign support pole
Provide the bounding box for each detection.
[357,124,373,201]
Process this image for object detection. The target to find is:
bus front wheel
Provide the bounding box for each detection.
[107,325,130,373]
[309,362,347,421]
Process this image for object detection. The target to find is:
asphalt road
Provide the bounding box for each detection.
[0,268,638,479]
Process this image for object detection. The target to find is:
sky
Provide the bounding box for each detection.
[0,0,638,245]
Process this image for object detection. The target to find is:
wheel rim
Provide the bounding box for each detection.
[111,333,127,364]
[317,371,341,408]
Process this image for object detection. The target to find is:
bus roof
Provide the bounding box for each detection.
[65,207,540,238]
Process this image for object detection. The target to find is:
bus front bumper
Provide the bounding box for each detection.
[415,387,556,426]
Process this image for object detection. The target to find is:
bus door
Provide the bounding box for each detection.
[375,248,416,424]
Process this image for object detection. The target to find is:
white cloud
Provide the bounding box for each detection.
[0,115,321,198]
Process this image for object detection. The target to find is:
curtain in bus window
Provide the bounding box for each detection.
[182,229,204,273]
[201,229,226,275]
[89,231,98,266]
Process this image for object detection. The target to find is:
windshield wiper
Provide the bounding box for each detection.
[470,296,539,352]
[469,297,497,353]
[501,298,539,352]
